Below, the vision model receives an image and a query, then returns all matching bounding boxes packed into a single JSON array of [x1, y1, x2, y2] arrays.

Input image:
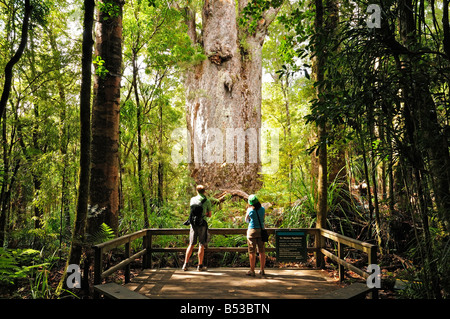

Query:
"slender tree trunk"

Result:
[[0, 0, 31, 124], [0, 111, 20, 247], [28, 33, 44, 234], [311, 0, 331, 229], [47, 26, 72, 238], [443, 0, 450, 60], [368, 103, 383, 252], [58, 0, 95, 296], [88, 0, 123, 236], [385, 105, 396, 213], [184, 0, 279, 193], [67, 0, 95, 267], [133, 53, 149, 227], [0, 110, 9, 246], [157, 101, 164, 206], [280, 76, 293, 203]]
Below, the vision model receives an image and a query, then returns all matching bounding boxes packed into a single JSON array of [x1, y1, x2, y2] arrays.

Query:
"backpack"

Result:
[[184, 196, 207, 226]]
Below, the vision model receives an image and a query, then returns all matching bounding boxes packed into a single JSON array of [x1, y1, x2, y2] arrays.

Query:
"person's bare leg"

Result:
[[183, 244, 194, 270], [198, 244, 205, 264], [259, 252, 266, 275], [249, 253, 256, 273], [197, 244, 207, 270]]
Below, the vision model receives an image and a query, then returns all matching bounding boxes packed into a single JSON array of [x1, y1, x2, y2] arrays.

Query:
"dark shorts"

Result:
[[189, 224, 208, 246]]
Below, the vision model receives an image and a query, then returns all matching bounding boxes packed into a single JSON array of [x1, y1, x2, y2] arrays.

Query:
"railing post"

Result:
[[338, 241, 345, 282], [125, 241, 131, 283], [368, 245, 379, 299], [94, 246, 103, 286], [143, 229, 152, 269]]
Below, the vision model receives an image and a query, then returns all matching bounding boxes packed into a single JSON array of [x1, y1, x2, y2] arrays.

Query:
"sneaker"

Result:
[[259, 270, 265, 276], [197, 264, 207, 271], [246, 270, 255, 277], [182, 263, 188, 271]]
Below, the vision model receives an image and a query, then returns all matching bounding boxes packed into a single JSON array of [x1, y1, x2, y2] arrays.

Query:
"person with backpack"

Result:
[[245, 194, 266, 277], [182, 184, 212, 271]]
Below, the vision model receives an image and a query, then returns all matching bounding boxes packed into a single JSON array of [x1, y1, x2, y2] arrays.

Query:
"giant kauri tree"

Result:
[[184, 0, 280, 193]]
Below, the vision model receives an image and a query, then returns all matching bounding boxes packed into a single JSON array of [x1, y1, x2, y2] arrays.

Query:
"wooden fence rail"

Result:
[[93, 227, 378, 298]]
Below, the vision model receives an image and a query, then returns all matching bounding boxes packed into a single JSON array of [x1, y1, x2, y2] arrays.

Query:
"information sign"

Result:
[[275, 230, 307, 262]]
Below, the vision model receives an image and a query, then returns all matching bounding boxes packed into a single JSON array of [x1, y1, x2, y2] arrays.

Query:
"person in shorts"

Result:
[[182, 185, 212, 271], [245, 194, 266, 277]]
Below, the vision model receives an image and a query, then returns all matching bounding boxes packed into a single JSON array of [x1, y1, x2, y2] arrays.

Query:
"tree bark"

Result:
[[132, 52, 149, 228], [0, 0, 31, 124], [311, 0, 327, 229], [184, 0, 279, 193], [88, 0, 123, 236], [157, 101, 164, 206], [279, 75, 293, 202], [58, 0, 95, 295], [67, 0, 95, 268], [0, 111, 20, 247], [443, 0, 450, 59]]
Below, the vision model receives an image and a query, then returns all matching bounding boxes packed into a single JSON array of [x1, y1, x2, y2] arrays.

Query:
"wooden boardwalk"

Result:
[[124, 268, 341, 299]]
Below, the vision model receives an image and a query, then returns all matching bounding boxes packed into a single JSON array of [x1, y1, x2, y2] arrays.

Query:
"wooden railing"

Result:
[[93, 227, 378, 296], [144, 228, 320, 261], [93, 229, 148, 285]]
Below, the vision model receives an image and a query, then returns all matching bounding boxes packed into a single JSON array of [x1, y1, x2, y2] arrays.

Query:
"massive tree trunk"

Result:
[[88, 0, 123, 235], [184, 0, 278, 193]]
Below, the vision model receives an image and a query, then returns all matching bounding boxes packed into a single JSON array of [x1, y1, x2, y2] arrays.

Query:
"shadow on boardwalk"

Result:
[[125, 268, 341, 299]]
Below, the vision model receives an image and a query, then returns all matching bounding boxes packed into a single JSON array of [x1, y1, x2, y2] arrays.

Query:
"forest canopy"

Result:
[[0, 0, 449, 299]]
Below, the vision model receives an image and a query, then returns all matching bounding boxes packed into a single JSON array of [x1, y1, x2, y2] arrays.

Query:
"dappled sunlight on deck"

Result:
[[125, 268, 340, 299]]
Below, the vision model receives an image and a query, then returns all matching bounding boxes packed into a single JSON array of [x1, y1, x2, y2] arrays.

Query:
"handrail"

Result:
[[93, 226, 378, 299], [93, 229, 148, 285], [320, 228, 375, 255], [319, 228, 378, 298], [145, 227, 320, 257]]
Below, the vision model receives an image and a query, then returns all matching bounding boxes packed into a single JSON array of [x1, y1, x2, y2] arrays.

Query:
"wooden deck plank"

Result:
[[94, 282, 150, 299], [318, 282, 373, 299], [125, 268, 342, 299]]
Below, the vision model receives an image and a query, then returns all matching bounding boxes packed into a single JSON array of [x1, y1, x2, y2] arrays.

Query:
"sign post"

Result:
[[276, 230, 307, 262]]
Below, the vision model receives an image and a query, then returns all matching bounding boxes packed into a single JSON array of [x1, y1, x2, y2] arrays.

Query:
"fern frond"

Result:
[[87, 223, 115, 245]]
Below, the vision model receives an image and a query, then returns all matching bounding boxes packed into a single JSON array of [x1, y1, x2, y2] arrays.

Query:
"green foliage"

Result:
[[98, 0, 120, 20], [0, 247, 54, 291], [0, 248, 27, 285], [93, 55, 109, 78], [238, 0, 283, 34], [30, 0, 51, 26], [87, 223, 115, 245]]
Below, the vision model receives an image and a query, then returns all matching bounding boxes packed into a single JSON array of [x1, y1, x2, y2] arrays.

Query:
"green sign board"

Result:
[[276, 231, 307, 262]]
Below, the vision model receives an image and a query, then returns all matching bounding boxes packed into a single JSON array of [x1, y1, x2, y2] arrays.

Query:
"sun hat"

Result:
[[248, 194, 258, 205]]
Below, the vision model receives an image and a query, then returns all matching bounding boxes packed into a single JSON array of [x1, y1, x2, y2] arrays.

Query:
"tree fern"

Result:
[[87, 223, 115, 245], [0, 248, 18, 285]]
